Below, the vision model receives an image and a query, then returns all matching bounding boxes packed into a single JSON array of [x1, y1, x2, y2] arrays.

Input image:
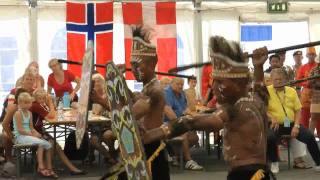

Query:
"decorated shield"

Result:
[[105, 62, 151, 180], [75, 40, 94, 149]]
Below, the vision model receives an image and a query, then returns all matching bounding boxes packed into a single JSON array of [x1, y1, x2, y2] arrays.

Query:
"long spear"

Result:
[[58, 59, 195, 79], [168, 41, 320, 73], [275, 74, 320, 88]]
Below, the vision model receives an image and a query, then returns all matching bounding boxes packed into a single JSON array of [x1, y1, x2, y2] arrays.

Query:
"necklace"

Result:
[[142, 77, 158, 93]]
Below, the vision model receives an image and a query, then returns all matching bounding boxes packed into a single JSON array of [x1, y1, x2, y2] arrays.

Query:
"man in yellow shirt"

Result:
[[267, 68, 320, 173]]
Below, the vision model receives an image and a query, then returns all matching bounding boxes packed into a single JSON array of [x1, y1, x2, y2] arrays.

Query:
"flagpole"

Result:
[[58, 59, 195, 79]]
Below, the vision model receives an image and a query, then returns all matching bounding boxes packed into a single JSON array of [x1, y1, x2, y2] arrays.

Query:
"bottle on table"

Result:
[[63, 92, 71, 108], [57, 99, 64, 121], [50, 93, 56, 107]]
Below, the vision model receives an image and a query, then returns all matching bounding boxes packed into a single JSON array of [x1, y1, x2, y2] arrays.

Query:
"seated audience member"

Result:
[[160, 77, 171, 89], [267, 68, 320, 173], [47, 59, 80, 101], [184, 76, 201, 114], [2, 72, 36, 162], [31, 89, 86, 175], [13, 92, 57, 178], [164, 77, 203, 170], [276, 52, 310, 169], [16, 61, 45, 89], [89, 73, 117, 165], [290, 139, 308, 169]]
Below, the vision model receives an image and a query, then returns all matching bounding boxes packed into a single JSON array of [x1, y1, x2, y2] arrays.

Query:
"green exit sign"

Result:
[[268, 1, 288, 13]]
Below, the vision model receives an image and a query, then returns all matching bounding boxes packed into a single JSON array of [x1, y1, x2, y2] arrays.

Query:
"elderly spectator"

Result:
[[47, 59, 80, 101], [88, 73, 117, 165], [164, 77, 203, 170], [267, 68, 320, 173], [160, 77, 171, 89]]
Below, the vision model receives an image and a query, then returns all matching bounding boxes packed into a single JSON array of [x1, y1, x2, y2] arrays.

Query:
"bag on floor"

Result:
[[64, 130, 89, 160], [0, 161, 16, 178]]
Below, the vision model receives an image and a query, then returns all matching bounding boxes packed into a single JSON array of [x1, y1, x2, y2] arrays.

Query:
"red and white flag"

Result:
[[66, 1, 113, 76], [122, 2, 177, 79]]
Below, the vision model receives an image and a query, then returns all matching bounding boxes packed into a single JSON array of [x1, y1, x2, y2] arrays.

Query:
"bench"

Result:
[[13, 143, 38, 179]]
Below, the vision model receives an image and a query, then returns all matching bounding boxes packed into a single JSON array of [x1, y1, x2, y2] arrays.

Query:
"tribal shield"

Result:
[[105, 62, 151, 180]]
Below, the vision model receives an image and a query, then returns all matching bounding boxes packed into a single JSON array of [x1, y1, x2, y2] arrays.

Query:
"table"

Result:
[[194, 106, 217, 155], [45, 109, 111, 158], [46, 109, 110, 125]]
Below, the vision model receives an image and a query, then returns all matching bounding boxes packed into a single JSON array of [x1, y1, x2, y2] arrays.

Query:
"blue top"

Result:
[[164, 86, 187, 122], [13, 110, 31, 137]]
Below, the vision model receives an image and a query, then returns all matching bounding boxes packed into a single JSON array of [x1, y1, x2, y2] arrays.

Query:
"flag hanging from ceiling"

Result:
[[66, 1, 113, 76], [122, 1, 177, 79]]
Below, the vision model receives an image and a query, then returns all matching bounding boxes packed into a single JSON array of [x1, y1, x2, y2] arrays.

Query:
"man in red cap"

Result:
[[296, 47, 320, 135], [292, 50, 303, 77], [292, 50, 303, 93]]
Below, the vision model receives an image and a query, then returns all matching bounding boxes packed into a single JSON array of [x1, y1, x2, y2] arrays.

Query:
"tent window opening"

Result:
[[51, 28, 67, 60], [0, 36, 18, 108], [240, 22, 309, 69]]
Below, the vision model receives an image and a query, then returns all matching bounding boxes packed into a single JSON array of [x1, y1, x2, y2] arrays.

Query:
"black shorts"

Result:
[[227, 164, 271, 180], [144, 141, 170, 180], [89, 124, 109, 137]]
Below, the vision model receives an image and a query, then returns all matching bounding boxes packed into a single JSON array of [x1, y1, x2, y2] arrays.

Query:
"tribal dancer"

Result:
[[129, 25, 170, 180], [165, 36, 272, 180]]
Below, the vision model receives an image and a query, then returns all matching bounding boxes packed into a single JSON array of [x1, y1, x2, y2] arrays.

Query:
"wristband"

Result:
[[215, 109, 225, 121], [160, 124, 171, 138], [294, 124, 300, 129]]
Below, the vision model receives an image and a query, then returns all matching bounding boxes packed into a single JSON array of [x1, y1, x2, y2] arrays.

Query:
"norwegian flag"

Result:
[[66, 1, 113, 76], [122, 2, 177, 79]]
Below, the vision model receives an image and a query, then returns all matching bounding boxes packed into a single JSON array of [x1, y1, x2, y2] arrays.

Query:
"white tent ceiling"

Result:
[[2, 0, 320, 22]]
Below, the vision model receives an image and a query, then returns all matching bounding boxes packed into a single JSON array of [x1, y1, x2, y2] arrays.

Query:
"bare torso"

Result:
[[140, 80, 165, 130], [223, 95, 268, 169]]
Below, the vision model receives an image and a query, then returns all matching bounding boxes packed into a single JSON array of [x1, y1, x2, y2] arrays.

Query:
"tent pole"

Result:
[[28, 0, 38, 62], [193, 0, 203, 98]]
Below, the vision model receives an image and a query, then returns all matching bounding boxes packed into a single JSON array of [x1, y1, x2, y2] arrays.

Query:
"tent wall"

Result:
[[1, 1, 320, 102], [309, 14, 320, 43], [202, 10, 240, 64], [0, 6, 29, 80]]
